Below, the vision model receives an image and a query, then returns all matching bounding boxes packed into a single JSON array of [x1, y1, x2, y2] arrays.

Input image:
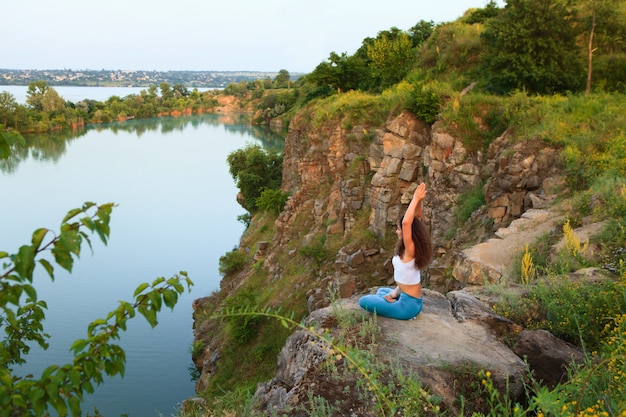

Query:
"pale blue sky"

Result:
[[3, 0, 500, 74]]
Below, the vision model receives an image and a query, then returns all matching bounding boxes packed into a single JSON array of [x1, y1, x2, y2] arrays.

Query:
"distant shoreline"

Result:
[[0, 68, 303, 89]]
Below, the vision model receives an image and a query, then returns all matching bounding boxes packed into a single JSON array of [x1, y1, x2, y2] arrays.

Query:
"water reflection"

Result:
[[1, 114, 285, 174]]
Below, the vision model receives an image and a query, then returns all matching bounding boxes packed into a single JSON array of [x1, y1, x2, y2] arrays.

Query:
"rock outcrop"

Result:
[[253, 289, 583, 416]]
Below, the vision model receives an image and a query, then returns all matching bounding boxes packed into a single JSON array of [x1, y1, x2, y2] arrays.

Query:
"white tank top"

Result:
[[392, 255, 421, 285]]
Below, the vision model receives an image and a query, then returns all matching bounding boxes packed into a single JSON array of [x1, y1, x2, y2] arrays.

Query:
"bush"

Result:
[[218, 248, 247, 276], [256, 188, 289, 215], [227, 144, 283, 213], [407, 86, 442, 124]]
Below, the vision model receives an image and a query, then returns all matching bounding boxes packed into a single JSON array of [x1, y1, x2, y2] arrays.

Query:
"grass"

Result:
[[311, 90, 396, 130]]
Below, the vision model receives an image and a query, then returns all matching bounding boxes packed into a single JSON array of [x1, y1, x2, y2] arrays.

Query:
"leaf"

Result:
[[68, 395, 81, 415], [70, 339, 88, 355], [80, 216, 96, 232], [148, 291, 162, 311], [10, 394, 27, 408], [87, 319, 107, 336], [38, 259, 55, 280], [14, 245, 36, 281], [69, 369, 81, 387], [51, 229, 82, 272], [51, 244, 73, 272], [151, 277, 165, 287], [30, 228, 49, 251], [23, 284, 37, 302], [62, 208, 83, 224], [0, 369, 12, 387], [162, 289, 178, 309], [141, 307, 158, 328], [30, 387, 45, 404], [42, 365, 59, 379], [133, 282, 149, 297]]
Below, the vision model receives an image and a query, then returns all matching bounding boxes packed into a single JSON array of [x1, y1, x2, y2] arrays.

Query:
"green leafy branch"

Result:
[[213, 307, 395, 417], [0, 203, 194, 417]]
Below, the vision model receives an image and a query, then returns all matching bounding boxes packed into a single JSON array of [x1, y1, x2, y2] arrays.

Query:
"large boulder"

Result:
[[254, 289, 535, 415]]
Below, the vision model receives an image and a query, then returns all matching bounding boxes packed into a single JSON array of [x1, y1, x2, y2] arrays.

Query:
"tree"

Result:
[[25, 81, 51, 112], [463, 1, 501, 24], [367, 31, 415, 89], [172, 83, 189, 98], [0, 92, 17, 127], [305, 51, 366, 93], [227, 144, 283, 213], [575, 0, 626, 93], [481, 0, 584, 94], [273, 69, 291, 89], [408, 20, 436, 47], [39, 88, 65, 114], [159, 82, 174, 101], [0, 202, 193, 416]]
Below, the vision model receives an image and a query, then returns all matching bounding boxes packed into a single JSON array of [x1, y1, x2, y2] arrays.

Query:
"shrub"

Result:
[[256, 188, 289, 215], [218, 248, 247, 276], [407, 86, 441, 124]]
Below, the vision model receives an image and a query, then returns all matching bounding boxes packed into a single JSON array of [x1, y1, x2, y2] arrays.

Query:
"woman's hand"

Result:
[[413, 182, 427, 202]]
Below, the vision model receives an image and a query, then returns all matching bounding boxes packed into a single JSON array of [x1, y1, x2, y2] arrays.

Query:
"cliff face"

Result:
[[273, 108, 563, 295], [192, 103, 568, 407]]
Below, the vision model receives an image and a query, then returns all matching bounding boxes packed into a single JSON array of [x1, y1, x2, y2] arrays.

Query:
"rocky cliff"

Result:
[[191, 103, 584, 414]]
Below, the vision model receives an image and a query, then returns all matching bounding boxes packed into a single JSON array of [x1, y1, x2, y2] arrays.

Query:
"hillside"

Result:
[[186, 2, 626, 415], [189, 92, 624, 416]]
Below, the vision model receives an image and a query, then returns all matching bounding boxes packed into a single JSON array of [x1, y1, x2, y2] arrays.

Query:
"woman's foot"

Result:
[[384, 295, 397, 303]]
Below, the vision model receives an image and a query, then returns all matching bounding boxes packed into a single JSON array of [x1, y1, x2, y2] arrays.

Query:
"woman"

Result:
[[359, 182, 433, 320]]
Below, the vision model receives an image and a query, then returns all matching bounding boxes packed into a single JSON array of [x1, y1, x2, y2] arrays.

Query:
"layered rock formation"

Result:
[[192, 105, 585, 413]]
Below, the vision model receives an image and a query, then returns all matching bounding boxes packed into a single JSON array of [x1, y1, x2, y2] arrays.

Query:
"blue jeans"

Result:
[[359, 287, 423, 320]]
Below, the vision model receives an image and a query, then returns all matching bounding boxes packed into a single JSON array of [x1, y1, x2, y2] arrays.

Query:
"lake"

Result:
[[0, 85, 214, 105], [0, 102, 283, 416]]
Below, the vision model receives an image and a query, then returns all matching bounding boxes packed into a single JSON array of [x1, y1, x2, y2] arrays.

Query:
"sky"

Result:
[[3, 0, 500, 74]]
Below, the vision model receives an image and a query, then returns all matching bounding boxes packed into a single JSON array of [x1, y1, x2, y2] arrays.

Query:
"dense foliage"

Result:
[[226, 144, 283, 214], [0, 201, 193, 416]]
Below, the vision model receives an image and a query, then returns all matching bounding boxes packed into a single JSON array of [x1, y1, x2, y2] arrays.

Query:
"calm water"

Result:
[[1, 109, 282, 416]]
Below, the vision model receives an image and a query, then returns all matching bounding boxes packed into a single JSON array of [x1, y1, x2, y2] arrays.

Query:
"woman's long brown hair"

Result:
[[395, 217, 433, 270]]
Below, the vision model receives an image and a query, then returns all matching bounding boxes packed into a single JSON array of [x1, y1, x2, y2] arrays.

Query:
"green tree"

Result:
[[463, 0, 500, 24], [306, 51, 370, 93], [39, 88, 66, 114], [227, 144, 283, 213], [172, 83, 189, 98], [0, 92, 17, 127], [575, 0, 626, 93], [159, 82, 174, 101], [0, 202, 193, 416], [273, 69, 291, 89], [408, 19, 436, 47], [367, 30, 415, 89], [481, 0, 584, 94], [25, 81, 51, 112], [256, 188, 289, 215]]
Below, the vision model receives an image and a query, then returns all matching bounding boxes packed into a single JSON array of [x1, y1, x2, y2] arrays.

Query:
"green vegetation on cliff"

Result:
[[191, 1, 626, 416]]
